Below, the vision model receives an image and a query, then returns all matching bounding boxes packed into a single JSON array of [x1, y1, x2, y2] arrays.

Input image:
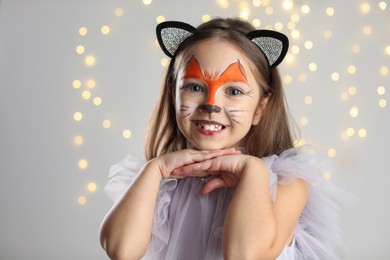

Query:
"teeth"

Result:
[[198, 123, 223, 132]]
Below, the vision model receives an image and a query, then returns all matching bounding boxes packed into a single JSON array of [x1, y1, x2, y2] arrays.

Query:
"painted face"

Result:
[[175, 39, 266, 150]]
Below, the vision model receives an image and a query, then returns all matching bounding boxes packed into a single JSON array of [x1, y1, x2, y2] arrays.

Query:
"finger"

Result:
[[202, 178, 228, 195]]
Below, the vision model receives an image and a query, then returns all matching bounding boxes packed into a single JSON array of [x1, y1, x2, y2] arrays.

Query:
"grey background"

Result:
[[1, 0, 389, 259]]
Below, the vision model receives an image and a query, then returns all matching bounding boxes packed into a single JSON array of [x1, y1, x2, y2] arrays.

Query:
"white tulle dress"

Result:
[[105, 146, 347, 259]]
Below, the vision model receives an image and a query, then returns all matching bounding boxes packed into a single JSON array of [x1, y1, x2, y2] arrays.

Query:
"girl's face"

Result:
[[175, 39, 267, 150]]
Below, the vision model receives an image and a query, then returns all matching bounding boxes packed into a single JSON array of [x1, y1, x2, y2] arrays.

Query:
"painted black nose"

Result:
[[199, 104, 222, 114]]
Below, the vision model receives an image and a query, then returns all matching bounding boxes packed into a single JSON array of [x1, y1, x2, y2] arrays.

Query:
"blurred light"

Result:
[[240, 3, 251, 20], [252, 19, 261, 28], [347, 65, 356, 74], [160, 58, 169, 67], [143, 0, 152, 5], [304, 96, 313, 105], [298, 73, 307, 82], [308, 62, 317, 72], [252, 0, 261, 7], [377, 86, 386, 95], [115, 8, 124, 17], [327, 148, 336, 158], [82, 90, 91, 100], [331, 72, 340, 81], [300, 116, 309, 126], [346, 127, 355, 137], [156, 16, 165, 24], [352, 44, 361, 53], [88, 182, 97, 192], [348, 86, 357, 95], [291, 45, 300, 54], [74, 135, 84, 145], [379, 98, 387, 108], [74, 112, 83, 121], [78, 196, 87, 205], [326, 7, 335, 16], [386, 46, 390, 55], [79, 27, 88, 36], [362, 25, 372, 35], [284, 75, 293, 84], [202, 14, 211, 22], [358, 128, 367, 138], [265, 6, 274, 15], [323, 30, 332, 39], [360, 3, 371, 13], [85, 55, 96, 66], [73, 80, 81, 89], [301, 5, 310, 14], [78, 159, 88, 169], [217, 0, 229, 8], [291, 14, 300, 23], [379, 2, 387, 10], [123, 129, 132, 139], [87, 79, 96, 89], [350, 106, 359, 118], [102, 119, 111, 128], [274, 22, 283, 31], [294, 139, 306, 146], [341, 131, 350, 141], [285, 53, 294, 63], [93, 97, 102, 106], [76, 45, 85, 55], [291, 29, 300, 39], [287, 22, 296, 30], [283, 0, 294, 10], [101, 25, 110, 35], [304, 41, 313, 49], [380, 66, 389, 75], [323, 172, 332, 180], [340, 92, 349, 101]]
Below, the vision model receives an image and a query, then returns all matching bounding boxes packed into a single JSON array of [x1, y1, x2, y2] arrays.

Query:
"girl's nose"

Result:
[[199, 104, 222, 114]]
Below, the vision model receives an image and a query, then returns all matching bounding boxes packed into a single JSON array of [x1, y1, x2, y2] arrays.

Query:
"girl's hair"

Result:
[[145, 18, 296, 160]]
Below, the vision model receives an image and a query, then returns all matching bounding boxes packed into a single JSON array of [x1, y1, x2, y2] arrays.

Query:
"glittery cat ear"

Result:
[[246, 30, 289, 67], [156, 21, 196, 58]]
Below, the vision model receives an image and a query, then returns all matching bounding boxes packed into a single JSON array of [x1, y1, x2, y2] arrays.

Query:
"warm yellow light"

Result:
[[101, 25, 110, 35], [377, 86, 386, 95], [87, 79, 96, 89], [102, 119, 111, 128], [323, 30, 332, 39], [240, 5, 251, 20], [362, 26, 372, 35], [285, 53, 294, 63], [326, 7, 335, 16], [349, 106, 359, 118], [252, 19, 261, 28], [290, 14, 300, 23], [304, 41, 313, 50], [87, 182, 97, 192], [341, 131, 350, 141], [85, 56, 96, 66], [115, 8, 124, 17], [74, 135, 84, 145], [160, 58, 169, 67], [352, 44, 361, 53], [379, 99, 387, 108], [300, 116, 309, 126], [82, 90, 91, 100], [143, 0, 152, 5], [156, 16, 165, 24], [74, 112, 83, 121], [123, 129, 132, 139], [386, 46, 390, 55], [284, 75, 293, 84], [294, 139, 306, 147], [78, 159, 88, 169], [340, 92, 349, 101], [304, 96, 313, 105], [346, 128, 355, 137], [301, 5, 310, 14], [217, 0, 229, 8], [265, 6, 274, 15], [360, 3, 371, 13], [78, 196, 87, 205], [287, 22, 296, 30], [73, 80, 81, 89], [308, 62, 317, 72], [252, 0, 261, 7], [282, 0, 294, 10], [93, 97, 102, 106], [323, 172, 332, 180], [202, 14, 211, 22], [327, 148, 336, 158], [379, 2, 387, 10], [274, 22, 283, 31], [358, 129, 367, 138], [291, 45, 300, 54], [331, 72, 340, 81], [291, 29, 300, 39], [347, 65, 356, 74], [380, 66, 389, 75], [298, 73, 307, 82], [76, 45, 85, 55], [348, 86, 357, 95], [79, 27, 88, 36]]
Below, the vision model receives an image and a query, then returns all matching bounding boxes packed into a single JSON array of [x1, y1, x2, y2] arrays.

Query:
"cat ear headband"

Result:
[[156, 21, 289, 68]]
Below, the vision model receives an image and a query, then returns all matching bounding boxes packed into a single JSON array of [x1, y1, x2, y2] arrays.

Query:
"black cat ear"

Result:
[[246, 30, 289, 67], [156, 21, 196, 58]]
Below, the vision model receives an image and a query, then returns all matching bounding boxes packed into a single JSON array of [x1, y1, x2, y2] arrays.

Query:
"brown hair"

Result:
[[145, 18, 297, 160]]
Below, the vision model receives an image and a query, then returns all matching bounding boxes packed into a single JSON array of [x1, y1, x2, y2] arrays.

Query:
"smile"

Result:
[[194, 121, 226, 135]]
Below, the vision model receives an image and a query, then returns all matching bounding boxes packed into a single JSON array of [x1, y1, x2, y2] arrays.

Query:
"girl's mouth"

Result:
[[194, 121, 227, 135]]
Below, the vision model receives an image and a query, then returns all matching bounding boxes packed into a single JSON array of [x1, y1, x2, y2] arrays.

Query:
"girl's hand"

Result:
[[154, 148, 241, 179], [171, 154, 263, 194]]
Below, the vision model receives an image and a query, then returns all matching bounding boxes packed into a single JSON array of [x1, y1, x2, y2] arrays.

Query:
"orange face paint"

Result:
[[182, 56, 248, 105]]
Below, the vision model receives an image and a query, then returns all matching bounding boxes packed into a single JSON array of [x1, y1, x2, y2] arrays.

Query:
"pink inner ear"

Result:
[[183, 57, 248, 105]]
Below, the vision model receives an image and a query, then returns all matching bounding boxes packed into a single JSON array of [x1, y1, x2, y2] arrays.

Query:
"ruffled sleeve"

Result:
[[262, 146, 350, 260]]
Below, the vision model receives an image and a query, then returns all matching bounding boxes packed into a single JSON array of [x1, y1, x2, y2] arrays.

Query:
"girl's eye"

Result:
[[185, 84, 204, 92], [226, 87, 244, 96]]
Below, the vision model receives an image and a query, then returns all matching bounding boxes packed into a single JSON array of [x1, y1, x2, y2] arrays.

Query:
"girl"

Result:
[[100, 18, 345, 259]]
